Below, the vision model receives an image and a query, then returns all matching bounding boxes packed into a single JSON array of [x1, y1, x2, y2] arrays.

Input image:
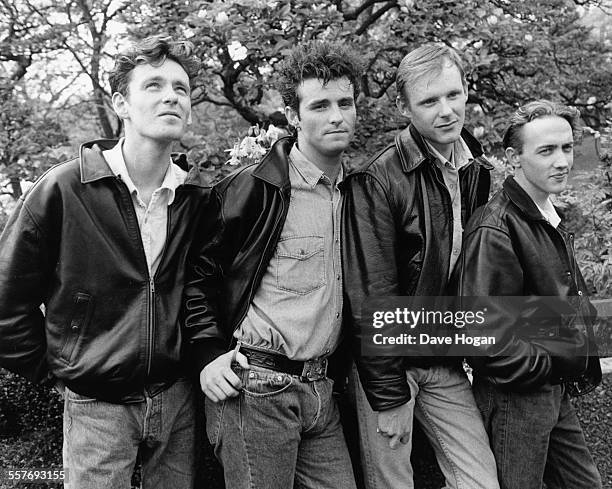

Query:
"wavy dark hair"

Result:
[[109, 35, 200, 96], [276, 40, 363, 116], [503, 100, 581, 152]]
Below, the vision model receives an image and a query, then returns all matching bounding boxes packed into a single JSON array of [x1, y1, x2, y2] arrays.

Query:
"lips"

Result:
[[435, 120, 458, 129], [159, 112, 181, 119]]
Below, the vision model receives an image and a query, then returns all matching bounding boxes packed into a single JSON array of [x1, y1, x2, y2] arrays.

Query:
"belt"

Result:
[[239, 346, 328, 382]]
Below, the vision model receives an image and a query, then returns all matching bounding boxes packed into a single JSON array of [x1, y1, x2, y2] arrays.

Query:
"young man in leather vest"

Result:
[[342, 43, 500, 489], [0, 36, 208, 488], [182, 41, 360, 489], [454, 100, 602, 489]]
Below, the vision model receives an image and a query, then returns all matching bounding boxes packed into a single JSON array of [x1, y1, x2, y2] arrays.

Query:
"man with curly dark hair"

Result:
[[182, 41, 361, 489], [0, 35, 208, 488]]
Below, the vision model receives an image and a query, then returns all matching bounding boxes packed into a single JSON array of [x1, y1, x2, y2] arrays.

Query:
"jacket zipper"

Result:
[[146, 192, 175, 377], [147, 277, 155, 376], [116, 176, 175, 380]]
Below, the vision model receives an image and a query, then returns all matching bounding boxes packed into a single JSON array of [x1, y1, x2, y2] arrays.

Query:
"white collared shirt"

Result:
[[103, 139, 187, 275], [535, 200, 561, 228]]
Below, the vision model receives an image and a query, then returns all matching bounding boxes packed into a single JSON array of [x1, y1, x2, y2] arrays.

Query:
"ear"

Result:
[[112, 92, 129, 120], [396, 95, 410, 118], [505, 147, 521, 168], [284, 105, 300, 129]]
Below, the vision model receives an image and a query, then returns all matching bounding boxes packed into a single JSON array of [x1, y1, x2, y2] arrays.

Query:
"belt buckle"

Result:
[[300, 358, 328, 382]]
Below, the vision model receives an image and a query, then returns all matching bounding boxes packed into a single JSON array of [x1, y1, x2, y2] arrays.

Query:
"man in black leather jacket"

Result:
[[0, 36, 209, 488], [454, 100, 602, 489], [183, 42, 359, 489], [343, 43, 499, 489]]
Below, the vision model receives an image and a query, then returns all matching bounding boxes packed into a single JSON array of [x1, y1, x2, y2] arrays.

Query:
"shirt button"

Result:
[[337, 274, 341, 280], [453, 249, 460, 255], [578, 291, 583, 296], [336, 312, 340, 318]]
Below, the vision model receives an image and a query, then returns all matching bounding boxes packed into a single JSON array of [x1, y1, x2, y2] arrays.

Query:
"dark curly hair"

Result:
[[503, 100, 582, 152], [109, 35, 200, 96], [276, 40, 363, 115]]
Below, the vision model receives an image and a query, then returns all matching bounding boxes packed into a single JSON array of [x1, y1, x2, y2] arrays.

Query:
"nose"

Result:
[[553, 149, 572, 169], [439, 98, 453, 117], [329, 104, 343, 124], [162, 85, 179, 104]]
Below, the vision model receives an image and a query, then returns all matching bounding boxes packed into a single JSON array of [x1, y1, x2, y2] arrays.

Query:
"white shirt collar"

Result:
[[102, 138, 185, 205]]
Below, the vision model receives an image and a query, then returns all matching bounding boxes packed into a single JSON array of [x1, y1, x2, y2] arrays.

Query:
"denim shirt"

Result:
[[426, 138, 473, 276], [234, 145, 344, 361]]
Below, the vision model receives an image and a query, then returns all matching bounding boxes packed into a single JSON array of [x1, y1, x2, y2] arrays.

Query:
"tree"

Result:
[[123, 0, 612, 152], [0, 0, 132, 139]]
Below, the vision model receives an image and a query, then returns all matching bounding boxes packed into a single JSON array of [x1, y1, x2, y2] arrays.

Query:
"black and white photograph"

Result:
[[0, 1, 611, 488]]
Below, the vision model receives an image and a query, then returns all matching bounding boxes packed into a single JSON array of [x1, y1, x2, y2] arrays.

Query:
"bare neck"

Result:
[[121, 137, 173, 191]]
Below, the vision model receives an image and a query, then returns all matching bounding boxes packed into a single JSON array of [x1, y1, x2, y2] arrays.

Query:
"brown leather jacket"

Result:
[[342, 125, 492, 411]]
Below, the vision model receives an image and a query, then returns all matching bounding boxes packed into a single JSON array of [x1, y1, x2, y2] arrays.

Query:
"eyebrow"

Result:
[[535, 142, 574, 150], [305, 98, 330, 106], [142, 75, 190, 88]]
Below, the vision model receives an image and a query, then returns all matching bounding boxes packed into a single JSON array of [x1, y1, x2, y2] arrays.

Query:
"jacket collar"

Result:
[[503, 176, 550, 222], [395, 124, 485, 174], [251, 136, 295, 190], [78, 138, 210, 187]]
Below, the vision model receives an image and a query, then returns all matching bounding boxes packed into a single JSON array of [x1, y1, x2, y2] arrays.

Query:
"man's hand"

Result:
[[200, 350, 249, 402], [377, 402, 412, 449]]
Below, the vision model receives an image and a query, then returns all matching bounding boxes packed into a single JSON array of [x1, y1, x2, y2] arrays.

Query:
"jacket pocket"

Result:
[[275, 236, 325, 295], [59, 292, 93, 364]]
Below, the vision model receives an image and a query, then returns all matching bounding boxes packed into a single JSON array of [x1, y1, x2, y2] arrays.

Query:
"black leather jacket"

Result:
[[183, 138, 294, 372], [183, 137, 355, 385], [342, 125, 492, 411], [453, 176, 601, 395], [0, 139, 212, 403]]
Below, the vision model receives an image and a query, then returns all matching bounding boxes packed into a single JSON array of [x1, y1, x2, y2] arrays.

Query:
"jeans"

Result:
[[62, 378, 195, 489], [205, 365, 356, 489], [350, 364, 500, 489], [473, 377, 602, 489]]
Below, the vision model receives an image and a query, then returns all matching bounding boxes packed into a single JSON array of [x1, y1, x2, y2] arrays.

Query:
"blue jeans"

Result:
[[205, 365, 356, 489], [62, 378, 195, 489], [350, 364, 500, 489], [473, 377, 602, 489]]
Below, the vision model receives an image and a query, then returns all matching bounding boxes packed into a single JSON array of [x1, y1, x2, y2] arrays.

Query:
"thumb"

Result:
[[235, 351, 250, 369]]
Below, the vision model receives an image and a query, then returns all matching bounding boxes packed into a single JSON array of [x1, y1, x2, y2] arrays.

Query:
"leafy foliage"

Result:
[[120, 0, 612, 154]]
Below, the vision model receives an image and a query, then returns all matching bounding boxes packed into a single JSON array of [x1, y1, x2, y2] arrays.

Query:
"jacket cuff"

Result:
[[189, 339, 227, 376], [363, 376, 411, 412]]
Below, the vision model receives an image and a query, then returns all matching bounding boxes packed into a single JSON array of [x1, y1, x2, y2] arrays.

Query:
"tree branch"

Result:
[[355, 1, 398, 36], [343, 0, 391, 20]]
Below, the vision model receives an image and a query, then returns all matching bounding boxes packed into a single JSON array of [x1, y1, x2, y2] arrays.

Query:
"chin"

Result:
[[323, 144, 349, 155]]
